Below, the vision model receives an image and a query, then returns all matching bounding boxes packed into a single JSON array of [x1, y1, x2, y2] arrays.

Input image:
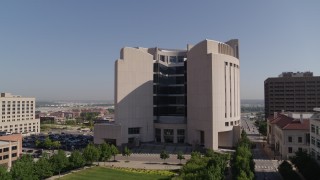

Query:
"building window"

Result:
[[160, 55, 165, 62], [317, 139, 320, 148], [177, 56, 184, 63], [288, 147, 292, 153], [12, 146, 17, 150], [298, 147, 302, 152], [3, 147, 9, 152], [298, 137, 302, 143], [128, 127, 140, 134], [177, 129, 185, 143], [155, 128, 161, 142], [317, 126, 319, 135], [164, 129, 173, 136], [312, 136, 315, 145], [225, 122, 229, 126], [177, 129, 185, 136], [12, 153, 17, 157], [177, 136, 185, 143], [128, 138, 134, 144], [169, 56, 177, 63], [311, 124, 315, 133], [0, 149, 2, 153], [164, 129, 174, 143], [288, 136, 292, 143], [0, 156, 2, 160], [3, 155, 9, 159]]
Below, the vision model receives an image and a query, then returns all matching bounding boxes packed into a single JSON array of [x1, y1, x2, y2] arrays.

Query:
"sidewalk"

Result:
[[95, 160, 182, 170]]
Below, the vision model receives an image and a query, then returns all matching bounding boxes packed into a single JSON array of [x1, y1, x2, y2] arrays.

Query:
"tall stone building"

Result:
[[95, 39, 241, 150]]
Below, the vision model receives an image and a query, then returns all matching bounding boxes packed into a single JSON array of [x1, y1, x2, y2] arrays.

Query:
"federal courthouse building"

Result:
[[95, 39, 241, 150]]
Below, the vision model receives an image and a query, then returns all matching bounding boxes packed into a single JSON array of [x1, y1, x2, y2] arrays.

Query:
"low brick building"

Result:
[[0, 134, 22, 168]]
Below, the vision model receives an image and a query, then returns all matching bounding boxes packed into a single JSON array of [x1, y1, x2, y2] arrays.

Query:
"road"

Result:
[[241, 117, 282, 180]]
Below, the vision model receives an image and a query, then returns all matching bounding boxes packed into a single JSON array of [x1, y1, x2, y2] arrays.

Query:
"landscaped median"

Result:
[[60, 166, 174, 180]]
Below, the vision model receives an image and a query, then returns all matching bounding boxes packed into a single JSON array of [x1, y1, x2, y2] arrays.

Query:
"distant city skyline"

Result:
[[1, 1, 320, 101]]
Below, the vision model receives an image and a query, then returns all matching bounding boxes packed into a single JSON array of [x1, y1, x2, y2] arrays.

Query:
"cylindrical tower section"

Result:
[[187, 39, 240, 150]]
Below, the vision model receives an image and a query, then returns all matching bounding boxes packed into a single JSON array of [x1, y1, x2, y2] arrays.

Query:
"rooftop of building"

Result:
[[0, 134, 23, 142], [0, 92, 34, 98], [278, 71, 313, 77], [0, 141, 10, 146], [268, 112, 310, 130], [311, 108, 320, 121]]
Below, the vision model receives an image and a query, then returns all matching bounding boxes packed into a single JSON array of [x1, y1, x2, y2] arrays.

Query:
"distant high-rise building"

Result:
[[95, 39, 241, 150], [0, 93, 40, 134], [264, 72, 320, 118]]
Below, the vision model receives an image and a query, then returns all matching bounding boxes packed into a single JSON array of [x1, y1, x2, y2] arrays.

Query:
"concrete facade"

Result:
[[264, 72, 320, 118], [94, 39, 241, 150], [310, 108, 320, 164], [187, 39, 240, 150], [0, 93, 40, 134]]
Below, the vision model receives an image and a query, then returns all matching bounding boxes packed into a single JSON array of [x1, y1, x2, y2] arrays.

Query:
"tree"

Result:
[[34, 155, 53, 179], [122, 146, 132, 162], [110, 144, 119, 162], [177, 151, 185, 164], [290, 150, 320, 180], [65, 120, 76, 125], [83, 144, 100, 165], [43, 137, 53, 150], [255, 120, 267, 136], [11, 155, 38, 180], [69, 150, 86, 169], [99, 143, 111, 165], [160, 150, 170, 164], [0, 165, 11, 180], [35, 139, 41, 148], [231, 130, 255, 180], [50, 150, 69, 178], [52, 141, 61, 150], [180, 150, 229, 180], [278, 161, 300, 180]]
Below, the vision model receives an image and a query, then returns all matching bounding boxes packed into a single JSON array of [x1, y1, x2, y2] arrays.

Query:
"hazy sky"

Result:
[[1, 1, 320, 101]]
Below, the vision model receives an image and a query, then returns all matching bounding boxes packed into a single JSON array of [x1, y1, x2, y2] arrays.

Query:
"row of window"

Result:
[[2, 114, 34, 118], [158, 55, 185, 63], [1, 118, 35, 122], [225, 120, 240, 127], [0, 146, 17, 153], [287, 147, 304, 153], [311, 124, 320, 135], [155, 128, 185, 143], [311, 148, 320, 161], [1, 111, 34, 115], [1, 100, 34, 104], [287, 136, 303, 143], [311, 136, 320, 148], [0, 122, 38, 129], [0, 153, 17, 161]]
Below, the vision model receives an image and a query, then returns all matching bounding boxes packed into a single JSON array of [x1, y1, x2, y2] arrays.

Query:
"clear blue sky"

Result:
[[1, 1, 319, 101]]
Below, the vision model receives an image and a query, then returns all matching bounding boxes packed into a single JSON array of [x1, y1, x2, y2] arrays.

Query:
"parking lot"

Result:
[[23, 132, 93, 152]]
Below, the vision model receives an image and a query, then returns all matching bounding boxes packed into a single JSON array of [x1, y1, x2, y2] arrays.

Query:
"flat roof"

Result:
[[0, 141, 10, 146]]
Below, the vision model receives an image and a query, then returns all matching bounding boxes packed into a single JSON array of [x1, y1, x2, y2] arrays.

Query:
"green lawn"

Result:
[[61, 167, 171, 180]]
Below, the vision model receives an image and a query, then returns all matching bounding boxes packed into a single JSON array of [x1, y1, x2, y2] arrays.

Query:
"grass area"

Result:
[[61, 167, 172, 180]]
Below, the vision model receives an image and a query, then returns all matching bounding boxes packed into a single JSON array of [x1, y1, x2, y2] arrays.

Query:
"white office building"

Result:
[[0, 93, 40, 134]]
